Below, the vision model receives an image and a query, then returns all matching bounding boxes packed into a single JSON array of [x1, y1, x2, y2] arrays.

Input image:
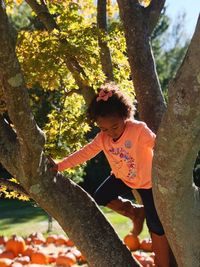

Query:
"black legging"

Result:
[[93, 174, 164, 235]]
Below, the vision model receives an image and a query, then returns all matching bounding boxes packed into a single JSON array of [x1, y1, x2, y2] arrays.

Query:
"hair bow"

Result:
[[96, 89, 113, 102]]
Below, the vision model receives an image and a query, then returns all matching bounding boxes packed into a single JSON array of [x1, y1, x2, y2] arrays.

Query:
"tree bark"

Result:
[[97, 0, 114, 81], [153, 16, 200, 267], [117, 0, 166, 133]]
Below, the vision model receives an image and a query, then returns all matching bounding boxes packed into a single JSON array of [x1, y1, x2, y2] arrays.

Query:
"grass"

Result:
[[0, 199, 49, 236], [0, 199, 150, 240]]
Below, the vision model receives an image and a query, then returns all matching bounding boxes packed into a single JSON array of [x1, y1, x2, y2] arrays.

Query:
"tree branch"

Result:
[[146, 0, 166, 35], [0, 2, 45, 177], [25, 0, 59, 31], [117, 0, 166, 132], [97, 0, 114, 81]]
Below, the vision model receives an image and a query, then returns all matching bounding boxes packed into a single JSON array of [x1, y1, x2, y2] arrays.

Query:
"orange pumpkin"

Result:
[[22, 246, 37, 257], [132, 251, 147, 261], [46, 234, 58, 244], [28, 232, 45, 245], [70, 248, 82, 260], [140, 238, 152, 252], [24, 238, 31, 246], [71, 248, 86, 263], [0, 258, 13, 267], [0, 236, 8, 246], [15, 256, 30, 265], [5, 236, 26, 257], [48, 253, 57, 263], [56, 252, 76, 266], [141, 256, 154, 266], [66, 239, 74, 247], [123, 234, 140, 251], [31, 251, 49, 265], [0, 251, 15, 260], [55, 235, 68, 246]]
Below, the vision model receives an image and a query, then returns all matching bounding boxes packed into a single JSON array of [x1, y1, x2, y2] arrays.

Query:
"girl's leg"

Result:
[[107, 198, 145, 236], [93, 175, 145, 235], [93, 174, 130, 206], [137, 189, 170, 267]]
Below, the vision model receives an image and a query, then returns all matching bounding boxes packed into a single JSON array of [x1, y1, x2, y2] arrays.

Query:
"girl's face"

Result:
[[96, 116, 126, 141]]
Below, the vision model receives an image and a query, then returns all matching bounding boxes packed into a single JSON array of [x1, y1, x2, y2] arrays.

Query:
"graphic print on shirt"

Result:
[[109, 147, 136, 180], [124, 140, 132, 149]]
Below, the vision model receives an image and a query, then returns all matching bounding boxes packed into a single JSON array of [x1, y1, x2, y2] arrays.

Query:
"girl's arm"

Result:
[[57, 133, 103, 171], [138, 123, 156, 148]]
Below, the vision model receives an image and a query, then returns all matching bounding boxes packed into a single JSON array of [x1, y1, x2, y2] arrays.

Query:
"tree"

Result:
[[0, 0, 200, 266], [117, 1, 200, 266]]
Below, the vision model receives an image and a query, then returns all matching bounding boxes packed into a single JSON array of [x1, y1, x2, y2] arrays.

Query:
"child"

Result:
[[51, 83, 170, 266]]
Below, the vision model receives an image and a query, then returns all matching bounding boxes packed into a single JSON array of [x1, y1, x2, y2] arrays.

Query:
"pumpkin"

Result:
[[137, 255, 154, 266], [66, 239, 74, 247], [22, 246, 37, 257], [55, 235, 68, 246], [48, 253, 57, 263], [28, 232, 45, 245], [123, 234, 140, 251], [140, 238, 152, 252], [56, 252, 76, 266], [0, 258, 13, 267], [71, 248, 86, 263], [46, 234, 58, 244], [15, 256, 30, 265], [5, 236, 26, 257], [31, 251, 49, 264], [133, 251, 146, 261], [0, 251, 15, 260], [0, 236, 8, 246], [141, 256, 154, 266], [70, 248, 82, 260], [24, 238, 31, 246], [133, 251, 155, 266]]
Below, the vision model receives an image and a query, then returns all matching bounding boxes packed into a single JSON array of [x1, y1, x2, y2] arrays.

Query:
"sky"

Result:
[[166, 0, 200, 38]]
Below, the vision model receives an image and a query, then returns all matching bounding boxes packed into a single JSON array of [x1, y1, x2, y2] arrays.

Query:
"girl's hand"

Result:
[[47, 156, 58, 172]]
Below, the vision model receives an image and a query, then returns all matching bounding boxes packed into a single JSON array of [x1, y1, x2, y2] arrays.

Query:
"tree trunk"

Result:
[[97, 0, 114, 81], [153, 16, 200, 267], [117, 0, 166, 133]]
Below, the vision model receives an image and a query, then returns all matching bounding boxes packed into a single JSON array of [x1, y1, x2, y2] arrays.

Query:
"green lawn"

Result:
[[0, 199, 149, 240]]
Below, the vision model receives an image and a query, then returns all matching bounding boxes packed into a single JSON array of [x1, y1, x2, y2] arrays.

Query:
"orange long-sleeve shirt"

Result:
[[57, 119, 156, 189]]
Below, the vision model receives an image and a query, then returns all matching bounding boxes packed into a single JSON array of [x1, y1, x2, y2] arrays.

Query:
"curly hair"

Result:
[[87, 83, 135, 122]]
